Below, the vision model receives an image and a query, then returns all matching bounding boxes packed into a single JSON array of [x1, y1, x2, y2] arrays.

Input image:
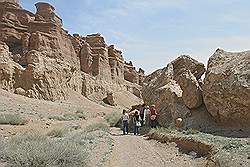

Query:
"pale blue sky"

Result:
[[20, 0, 250, 74]]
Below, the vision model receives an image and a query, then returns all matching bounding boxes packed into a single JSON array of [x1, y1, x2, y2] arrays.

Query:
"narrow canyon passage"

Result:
[[105, 128, 206, 167]]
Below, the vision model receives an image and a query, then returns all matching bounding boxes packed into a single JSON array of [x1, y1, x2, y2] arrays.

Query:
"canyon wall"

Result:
[[0, 1, 144, 101]]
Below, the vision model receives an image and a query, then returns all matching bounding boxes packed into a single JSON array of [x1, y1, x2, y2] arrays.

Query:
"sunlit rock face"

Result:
[[142, 55, 214, 129], [203, 49, 250, 128], [0, 1, 144, 101]]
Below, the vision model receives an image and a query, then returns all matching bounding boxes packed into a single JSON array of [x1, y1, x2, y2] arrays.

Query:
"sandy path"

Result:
[[105, 128, 206, 167]]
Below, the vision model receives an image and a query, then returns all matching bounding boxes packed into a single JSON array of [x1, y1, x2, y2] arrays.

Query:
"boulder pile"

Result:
[[143, 55, 213, 129], [143, 50, 250, 129]]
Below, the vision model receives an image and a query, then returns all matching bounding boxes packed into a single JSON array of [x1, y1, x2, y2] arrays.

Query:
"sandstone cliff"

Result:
[[0, 1, 145, 101]]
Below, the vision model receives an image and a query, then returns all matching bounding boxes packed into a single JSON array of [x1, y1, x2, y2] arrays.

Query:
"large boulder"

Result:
[[142, 55, 212, 129], [172, 55, 205, 79], [203, 49, 250, 127], [177, 70, 203, 109]]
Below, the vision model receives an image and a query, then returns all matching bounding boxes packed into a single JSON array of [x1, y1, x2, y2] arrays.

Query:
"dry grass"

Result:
[[48, 111, 86, 121], [148, 127, 250, 167], [84, 122, 109, 133], [47, 128, 67, 138], [0, 120, 113, 167], [0, 134, 88, 167], [0, 114, 27, 125], [105, 112, 121, 127]]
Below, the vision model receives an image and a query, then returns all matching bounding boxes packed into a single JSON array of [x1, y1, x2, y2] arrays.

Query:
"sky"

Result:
[[20, 0, 250, 74]]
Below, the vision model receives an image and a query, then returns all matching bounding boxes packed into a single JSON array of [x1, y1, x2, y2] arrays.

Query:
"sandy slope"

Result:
[[105, 128, 206, 167]]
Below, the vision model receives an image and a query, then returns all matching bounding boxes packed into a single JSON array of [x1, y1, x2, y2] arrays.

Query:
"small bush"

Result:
[[0, 114, 27, 125], [183, 128, 200, 135], [222, 141, 244, 150], [0, 134, 88, 167], [105, 112, 121, 127], [76, 110, 87, 119], [68, 124, 81, 131], [47, 128, 67, 138], [48, 112, 86, 121], [84, 123, 109, 133], [149, 127, 175, 135]]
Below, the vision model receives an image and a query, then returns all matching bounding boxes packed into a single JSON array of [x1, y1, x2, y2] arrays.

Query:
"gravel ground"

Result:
[[105, 128, 206, 167]]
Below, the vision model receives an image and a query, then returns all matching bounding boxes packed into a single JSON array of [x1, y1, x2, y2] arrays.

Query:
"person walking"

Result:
[[150, 105, 157, 128], [144, 105, 150, 127], [122, 109, 129, 135], [133, 110, 141, 135], [139, 104, 146, 126]]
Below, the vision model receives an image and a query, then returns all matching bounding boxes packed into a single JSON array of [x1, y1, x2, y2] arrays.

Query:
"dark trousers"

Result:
[[123, 120, 128, 134], [134, 125, 139, 135], [140, 114, 144, 126], [151, 120, 157, 128]]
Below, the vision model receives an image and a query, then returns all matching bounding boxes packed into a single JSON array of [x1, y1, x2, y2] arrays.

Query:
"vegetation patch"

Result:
[[183, 128, 200, 135], [147, 127, 250, 167], [0, 114, 27, 125], [0, 134, 88, 167], [46, 127, 67, 138], [48, 111, 86, 121], [84, 122, 109, 133], [105, 112, 121, 127]]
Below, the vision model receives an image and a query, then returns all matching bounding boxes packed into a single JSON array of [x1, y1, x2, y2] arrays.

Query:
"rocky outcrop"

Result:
[[143, 55, 214, 129], [124, 61, 145, 86], [0, 1, 144, 101], [172, 55, 205, 80], [0, 1, 82, 101], [177, 70, 203, 109], [108, 45, 125, 81], [103, 92, 116, 106], [70, 33, 145, 84], [203, 49, 250, 127], [0, 42, 23, 91]]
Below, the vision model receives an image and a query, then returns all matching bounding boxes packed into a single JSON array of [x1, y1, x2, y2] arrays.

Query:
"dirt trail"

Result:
[[105, 128, 206, 167]]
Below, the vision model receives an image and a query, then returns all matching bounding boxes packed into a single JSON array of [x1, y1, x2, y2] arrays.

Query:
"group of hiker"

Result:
[[122, 104, 158, 135]]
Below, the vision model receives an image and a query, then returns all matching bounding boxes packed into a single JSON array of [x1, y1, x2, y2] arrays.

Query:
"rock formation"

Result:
[[124, 61, 145, 86], [0, 1, 145, 101], [143, 55, 214, 129], [203, 49, 250, 128], [177, 70, 203, 109]]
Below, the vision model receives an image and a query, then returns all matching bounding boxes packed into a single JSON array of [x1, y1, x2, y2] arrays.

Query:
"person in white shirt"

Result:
[[122, 109, 129, 135]]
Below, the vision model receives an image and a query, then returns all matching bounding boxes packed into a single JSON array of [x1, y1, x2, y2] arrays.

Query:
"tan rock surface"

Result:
[[203, 49, 250, 127], [172, 55, 206, 79], [177, 70, 203, 109], [142, 55, 212, 129], [0, 1, 144, 101]]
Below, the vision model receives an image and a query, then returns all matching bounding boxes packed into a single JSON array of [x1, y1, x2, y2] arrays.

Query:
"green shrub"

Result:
[[48, 112, 86, 121], [75, 110, 87, 119], [67, 124, 81, 131], [149, 127, 175, 135], [183, 128, 200, 135], [222, 141, 244, 150], [84, 123, 109, 133], [0, 114, 27, 125], [0, 134, 88, 167], [47, 128, 67, 138], [105, 112, 121, 127]]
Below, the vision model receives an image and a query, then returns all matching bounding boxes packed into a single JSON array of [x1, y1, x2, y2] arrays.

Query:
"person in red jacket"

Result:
[[149, 105, 157, 128]]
